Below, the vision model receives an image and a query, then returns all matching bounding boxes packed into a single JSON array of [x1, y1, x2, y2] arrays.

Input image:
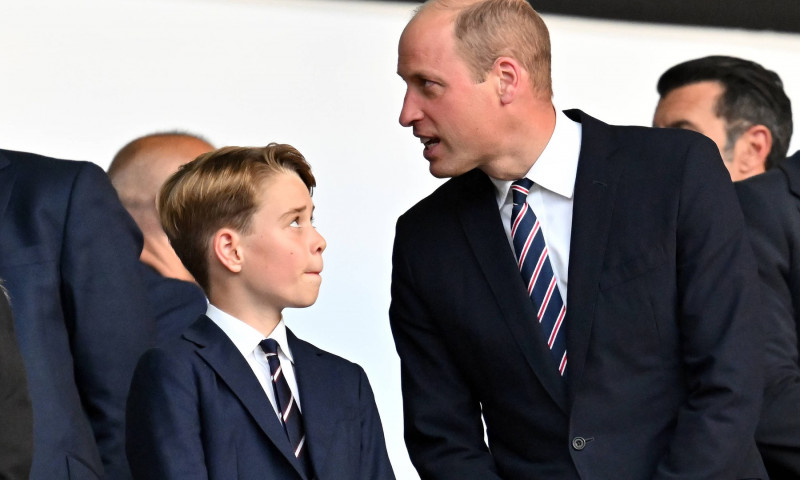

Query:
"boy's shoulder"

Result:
[[288, 330, 366, 378]]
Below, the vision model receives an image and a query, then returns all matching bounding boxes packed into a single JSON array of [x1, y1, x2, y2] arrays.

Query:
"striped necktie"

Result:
[[260, 338, 314, 478], [510, 178, 567, 376]]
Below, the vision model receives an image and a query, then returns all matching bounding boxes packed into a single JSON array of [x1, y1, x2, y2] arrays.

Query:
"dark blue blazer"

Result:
[[126, 315, 395, 480], [139, 263, 207, 346], [735, 151, 800, 477], [0, 149, 153, 479], [390, 111, 767, 479]]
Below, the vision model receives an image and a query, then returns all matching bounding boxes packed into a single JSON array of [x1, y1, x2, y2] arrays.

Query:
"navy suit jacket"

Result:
[[0, 149, 153, 479], [139, 263, 207, 346], [126, 315, 395, 480], [735, 151, 800, 477], [390, 111, 766, 479]]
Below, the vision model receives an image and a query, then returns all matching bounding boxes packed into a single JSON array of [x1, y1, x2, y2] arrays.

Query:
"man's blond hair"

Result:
[[421, 0, 552, 97]]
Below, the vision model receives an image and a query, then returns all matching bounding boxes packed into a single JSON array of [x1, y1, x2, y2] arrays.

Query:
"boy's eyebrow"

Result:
[[279, 205, 313, 219]]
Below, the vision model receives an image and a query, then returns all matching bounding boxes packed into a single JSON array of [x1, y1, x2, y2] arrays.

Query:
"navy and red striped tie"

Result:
[[510, 178, 567, 376], [260, 339, 314, 478]]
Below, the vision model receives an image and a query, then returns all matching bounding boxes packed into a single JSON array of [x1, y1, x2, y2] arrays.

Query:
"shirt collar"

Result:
[[490, 107, 582, 206], [205, 304, 294, 363]]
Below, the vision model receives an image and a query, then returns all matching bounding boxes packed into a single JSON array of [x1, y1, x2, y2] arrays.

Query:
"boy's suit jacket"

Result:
[[0, 149, 153, 479], [390, 111, 766, 479], [126, 315, 395, 480], [735, 151, 800, 477]]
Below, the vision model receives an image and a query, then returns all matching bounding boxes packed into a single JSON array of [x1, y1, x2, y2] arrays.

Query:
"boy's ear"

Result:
[[213, 228, 244, 273]]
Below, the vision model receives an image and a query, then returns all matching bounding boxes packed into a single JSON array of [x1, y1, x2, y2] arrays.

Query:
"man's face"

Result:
[[397, 10, 499, 178], [653, 81, 740, 172]]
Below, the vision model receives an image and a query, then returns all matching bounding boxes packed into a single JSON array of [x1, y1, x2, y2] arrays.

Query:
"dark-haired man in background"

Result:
[[654, 55, 791, 181], [654, 55, 800, 477]]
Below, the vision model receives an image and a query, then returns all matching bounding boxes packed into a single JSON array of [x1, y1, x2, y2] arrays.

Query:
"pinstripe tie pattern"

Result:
[[260, 339, 313, 478], [510, 178, 567, 376]]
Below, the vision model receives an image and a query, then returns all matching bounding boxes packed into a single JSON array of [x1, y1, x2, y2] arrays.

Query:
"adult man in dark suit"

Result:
[[0, 148, 153, 479], [0, 284, 33, 480], [653, 56, 792, 181], [389, 1, 766, 478], [651, 55, 799, 477], [108, 132, 210, 344], [736, 150, 800, 477]]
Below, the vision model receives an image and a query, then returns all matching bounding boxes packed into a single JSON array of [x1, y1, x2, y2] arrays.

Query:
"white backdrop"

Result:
[[2, 0, 800, 478]]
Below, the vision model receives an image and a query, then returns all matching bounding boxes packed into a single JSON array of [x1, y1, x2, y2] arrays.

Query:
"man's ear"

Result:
[[735, 124, 773, 175], [213, 228, 243, 273], [494, 57, 522, 105]]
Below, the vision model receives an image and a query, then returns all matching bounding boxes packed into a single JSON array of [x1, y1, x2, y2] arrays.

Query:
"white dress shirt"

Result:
[[205, 304, 302, 418], [489, 108, 582, 303]]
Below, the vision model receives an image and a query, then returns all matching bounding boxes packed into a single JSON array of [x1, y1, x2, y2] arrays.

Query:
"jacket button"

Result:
[[572, 437, 587, 450]]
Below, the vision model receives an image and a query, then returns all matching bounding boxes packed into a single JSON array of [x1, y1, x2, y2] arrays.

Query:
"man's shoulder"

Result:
[[399, 169, 489, 222]]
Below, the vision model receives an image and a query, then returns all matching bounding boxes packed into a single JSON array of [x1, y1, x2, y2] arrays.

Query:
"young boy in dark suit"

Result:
[[126, 144, 395, 480]]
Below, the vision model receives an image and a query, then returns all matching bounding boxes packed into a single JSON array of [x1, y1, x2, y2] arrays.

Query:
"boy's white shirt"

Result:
[[205, 303, 302, 417]]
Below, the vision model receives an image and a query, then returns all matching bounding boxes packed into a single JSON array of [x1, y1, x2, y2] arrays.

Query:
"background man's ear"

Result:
[[734, 124, 773, 176]]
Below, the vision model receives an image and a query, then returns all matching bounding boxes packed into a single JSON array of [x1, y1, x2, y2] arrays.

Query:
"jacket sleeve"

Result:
[[655, 137, 765, 479], [390, 223, 503, 480], [126, 348, 208, 480], [61, 162, 154, 479], [356, 366, 396, 480]]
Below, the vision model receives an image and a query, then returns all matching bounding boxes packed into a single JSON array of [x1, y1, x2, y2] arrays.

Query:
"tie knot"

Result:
[[259, 338, 280, 356], [511, 178, 534, 204]]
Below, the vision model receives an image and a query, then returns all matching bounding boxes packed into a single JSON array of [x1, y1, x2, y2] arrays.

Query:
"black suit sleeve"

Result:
[[0, 289, 33, 480], [655, 137, 765, 478], [736, 172, 800, 477], [390, 227, 503, 480]]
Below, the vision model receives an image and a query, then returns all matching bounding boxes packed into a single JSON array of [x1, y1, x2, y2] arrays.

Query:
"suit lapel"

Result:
[[288, 330, 339, 477], [457, 170, 568, 412], [563, 110, 623, 401], [184, 317, 309, 479]]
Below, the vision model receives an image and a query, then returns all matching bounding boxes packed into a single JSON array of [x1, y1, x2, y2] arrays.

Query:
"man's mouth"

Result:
[[420, 136, 440, 150]]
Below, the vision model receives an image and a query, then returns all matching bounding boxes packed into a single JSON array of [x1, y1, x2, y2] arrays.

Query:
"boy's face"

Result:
[[238, 171, 326, 313]]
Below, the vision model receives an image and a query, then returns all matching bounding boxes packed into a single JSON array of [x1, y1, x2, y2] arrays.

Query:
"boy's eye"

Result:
[[290, 219, 300, 228]]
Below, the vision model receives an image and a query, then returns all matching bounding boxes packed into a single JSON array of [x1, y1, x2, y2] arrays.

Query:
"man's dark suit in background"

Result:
[[0, 148, 153, 479], [0, 286, 33, 480], [139, 263, 207, 345], [736, 150, 800, 477]]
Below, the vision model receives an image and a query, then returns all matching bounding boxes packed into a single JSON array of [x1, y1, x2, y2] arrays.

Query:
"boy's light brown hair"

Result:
[[158, 143, 315, 294]]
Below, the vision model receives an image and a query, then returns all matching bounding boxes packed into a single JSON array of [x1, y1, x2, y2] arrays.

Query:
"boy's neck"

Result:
[[209, 291, 282, 338]]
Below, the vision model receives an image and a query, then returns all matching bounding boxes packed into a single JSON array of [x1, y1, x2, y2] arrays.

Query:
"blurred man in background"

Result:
[[109, 132, 210, 344]]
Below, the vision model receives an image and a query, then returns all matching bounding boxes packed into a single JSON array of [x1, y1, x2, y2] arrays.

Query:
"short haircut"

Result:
[[657, 55, 793, 169], [423, 0, 552, 97], [158, 143, 315, 294]]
